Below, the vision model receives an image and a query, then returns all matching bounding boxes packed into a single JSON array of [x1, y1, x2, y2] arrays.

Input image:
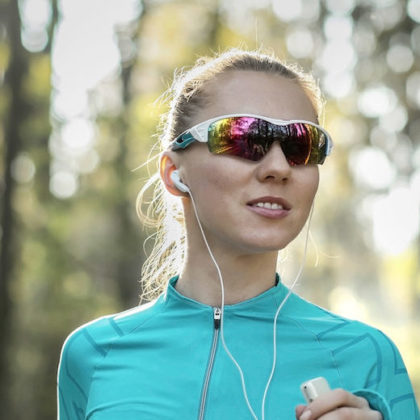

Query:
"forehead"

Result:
[[195, 70, 317, 124]]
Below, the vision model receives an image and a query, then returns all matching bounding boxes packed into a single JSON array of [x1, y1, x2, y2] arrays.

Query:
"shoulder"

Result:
[[284, 292, 401, 359], [283, 293, 419, 417], [59, 296, 164, 378], [57, 297, 166, 417], [284, 292, 415, 386]]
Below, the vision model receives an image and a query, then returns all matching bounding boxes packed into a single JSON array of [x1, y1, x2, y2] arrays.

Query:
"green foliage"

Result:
[[1, 0, 419, 418]]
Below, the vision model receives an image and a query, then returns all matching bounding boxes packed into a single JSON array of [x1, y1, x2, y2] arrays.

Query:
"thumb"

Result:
[[295, 404, 306, 419]]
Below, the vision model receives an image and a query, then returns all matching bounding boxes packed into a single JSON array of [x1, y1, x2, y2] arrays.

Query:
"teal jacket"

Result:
[[57, 276, 419, 419]]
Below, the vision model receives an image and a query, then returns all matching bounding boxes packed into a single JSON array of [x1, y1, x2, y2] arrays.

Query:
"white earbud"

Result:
[[170, 170, 190, 194]]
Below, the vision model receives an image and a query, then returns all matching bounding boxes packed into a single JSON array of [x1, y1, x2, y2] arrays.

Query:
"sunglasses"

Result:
[[171, 114, 333, 165]]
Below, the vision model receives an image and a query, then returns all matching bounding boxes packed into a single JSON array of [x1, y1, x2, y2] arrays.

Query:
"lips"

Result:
[[247, 196, 291, 211], [246, 196, 291, 219]]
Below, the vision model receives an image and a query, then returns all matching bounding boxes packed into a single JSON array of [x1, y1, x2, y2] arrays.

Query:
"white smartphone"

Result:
[[300, 377, 331, 403]]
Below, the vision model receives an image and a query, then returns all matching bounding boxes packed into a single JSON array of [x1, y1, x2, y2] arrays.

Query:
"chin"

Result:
[[245, 231, 302, 251], [238, 237, 295, 254]]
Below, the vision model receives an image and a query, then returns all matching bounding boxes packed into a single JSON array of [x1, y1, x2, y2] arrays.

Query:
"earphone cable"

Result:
[[260, 202, 314, 420], [189, 191, 314, 420], [189, 192, 259, 420]]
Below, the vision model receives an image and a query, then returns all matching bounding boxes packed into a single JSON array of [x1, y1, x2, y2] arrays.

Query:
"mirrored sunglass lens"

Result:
[[270, 122, 325, 165], [293, 123, 326, 164], [208, 117, 270, 160], [280, 123, 312, 165], [208, 117, 325, 164]]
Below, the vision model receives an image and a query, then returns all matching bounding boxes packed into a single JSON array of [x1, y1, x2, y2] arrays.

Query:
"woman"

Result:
[[57, 49, 419, 420]]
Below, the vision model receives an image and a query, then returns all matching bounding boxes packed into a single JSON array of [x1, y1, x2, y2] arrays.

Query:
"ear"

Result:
[[160, 152, 187, 197]]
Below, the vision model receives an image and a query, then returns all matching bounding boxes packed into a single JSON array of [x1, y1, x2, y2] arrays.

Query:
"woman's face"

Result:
[[175, 70, 320, 255]]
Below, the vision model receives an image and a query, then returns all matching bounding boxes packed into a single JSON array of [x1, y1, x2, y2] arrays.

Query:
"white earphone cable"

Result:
[[260, 202, 314, 420], [189, 192, 259, 420], [188, 189, 314, 420]]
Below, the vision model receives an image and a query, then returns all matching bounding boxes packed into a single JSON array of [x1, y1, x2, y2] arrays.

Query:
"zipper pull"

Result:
[[213, 307, 221, 330]]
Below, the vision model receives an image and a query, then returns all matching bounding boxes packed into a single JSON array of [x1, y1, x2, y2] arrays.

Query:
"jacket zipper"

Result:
[[198, 307, 221, 420]]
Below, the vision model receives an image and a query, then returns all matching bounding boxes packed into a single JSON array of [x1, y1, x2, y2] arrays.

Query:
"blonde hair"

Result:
[[137, 48, 324, 302]]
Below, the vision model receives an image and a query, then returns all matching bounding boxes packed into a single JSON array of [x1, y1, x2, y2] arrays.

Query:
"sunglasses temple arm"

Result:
[[326, 137, 334, 156], [171, 132, 196, 150], [171, 124, 209, 150]]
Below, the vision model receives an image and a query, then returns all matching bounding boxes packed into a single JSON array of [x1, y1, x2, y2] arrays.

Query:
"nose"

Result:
[[255, 142, 292, 182]]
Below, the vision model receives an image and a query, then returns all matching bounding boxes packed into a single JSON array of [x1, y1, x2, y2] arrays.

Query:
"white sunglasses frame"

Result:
[[171, 113, 333, 163]]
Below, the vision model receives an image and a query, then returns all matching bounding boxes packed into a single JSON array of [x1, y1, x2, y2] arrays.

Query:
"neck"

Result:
[[176, 248, 279, 306]]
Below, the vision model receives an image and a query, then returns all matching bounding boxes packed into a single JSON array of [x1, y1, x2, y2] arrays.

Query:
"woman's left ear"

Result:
[[160, 152, 187, 197]]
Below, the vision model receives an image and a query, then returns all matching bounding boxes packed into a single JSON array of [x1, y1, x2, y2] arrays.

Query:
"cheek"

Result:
[[310, 174, 320, 198], [190, 158, 242, 195], [305, 167, 319, 195], [205, 168, 225, 187], [298, 168, 319, 210]]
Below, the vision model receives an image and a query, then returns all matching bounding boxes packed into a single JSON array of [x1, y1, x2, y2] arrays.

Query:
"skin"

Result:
[[162, 70, 319, 304], [160, 70, 382, 420], [295, 389, 382, 420]]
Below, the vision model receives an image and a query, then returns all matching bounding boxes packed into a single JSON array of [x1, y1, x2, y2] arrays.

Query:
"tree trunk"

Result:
[[0, 0, 28, 415]]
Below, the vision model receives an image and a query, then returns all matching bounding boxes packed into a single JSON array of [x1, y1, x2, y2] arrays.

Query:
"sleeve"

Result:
[[57, 327, 101, 420], [351, 329, 419, 420]]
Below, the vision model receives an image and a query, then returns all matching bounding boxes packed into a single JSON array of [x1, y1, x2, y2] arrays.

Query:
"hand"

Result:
[[295, 389, 383, 420]]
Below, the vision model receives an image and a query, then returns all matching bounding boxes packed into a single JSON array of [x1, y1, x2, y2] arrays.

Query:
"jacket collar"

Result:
[[163, 274, 289, 315]]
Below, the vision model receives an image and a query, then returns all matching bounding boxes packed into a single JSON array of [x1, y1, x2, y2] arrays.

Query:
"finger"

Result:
[[317, 406, 383, 420], [298, 389, 369, 420], [295, 404, 306, 419]]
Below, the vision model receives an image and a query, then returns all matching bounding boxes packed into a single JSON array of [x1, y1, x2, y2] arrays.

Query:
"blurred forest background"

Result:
[[1, 0, 420, 418]]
